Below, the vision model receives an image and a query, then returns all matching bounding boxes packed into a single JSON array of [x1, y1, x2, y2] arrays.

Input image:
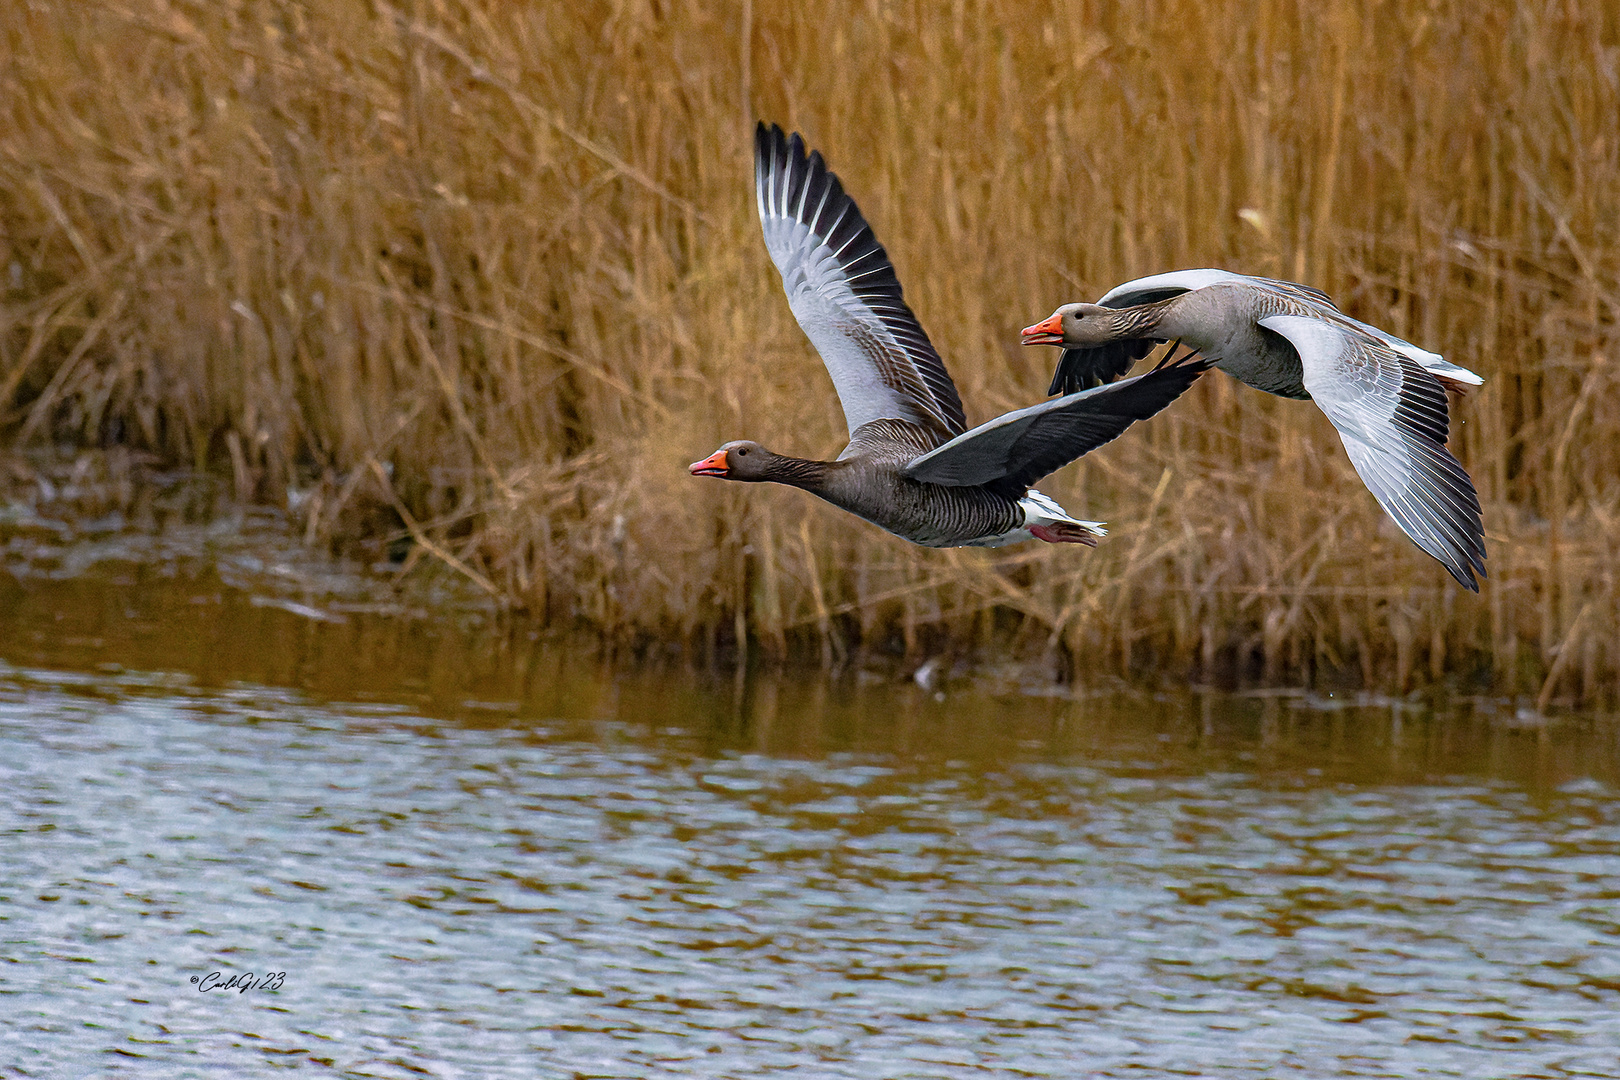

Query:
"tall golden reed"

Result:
[[2, 0, 1618, 702]]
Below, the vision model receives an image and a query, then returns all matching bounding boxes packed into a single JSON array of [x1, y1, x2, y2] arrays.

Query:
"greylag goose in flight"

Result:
[[690, 125, 1209, 548], [1021, 269, 1486, 588]]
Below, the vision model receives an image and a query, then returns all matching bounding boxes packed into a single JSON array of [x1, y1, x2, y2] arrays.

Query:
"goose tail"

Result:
[[1022, 489, 1106, 546]]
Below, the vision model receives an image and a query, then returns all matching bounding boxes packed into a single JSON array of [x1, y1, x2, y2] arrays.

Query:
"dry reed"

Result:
[[2, 0, 1618, 702]]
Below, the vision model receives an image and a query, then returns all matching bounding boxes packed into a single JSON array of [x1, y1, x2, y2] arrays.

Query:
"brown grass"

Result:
[[2, 0, 1618, 702]]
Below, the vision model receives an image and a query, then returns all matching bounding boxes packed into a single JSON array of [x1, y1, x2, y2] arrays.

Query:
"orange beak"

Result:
[[689, 449, 729, 477], [1020, 314, 1065, 346]]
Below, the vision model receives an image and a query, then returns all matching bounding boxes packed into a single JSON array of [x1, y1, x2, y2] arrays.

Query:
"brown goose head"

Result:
[[1021, 304, 1118, 347]]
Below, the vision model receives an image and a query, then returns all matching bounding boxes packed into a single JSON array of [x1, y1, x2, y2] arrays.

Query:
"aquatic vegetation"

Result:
[[2, 1, 1618, 701]]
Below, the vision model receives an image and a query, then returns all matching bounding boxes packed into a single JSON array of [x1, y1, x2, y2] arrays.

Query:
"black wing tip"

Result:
[[756, 122, 810, 169], [751, 120, 968, 436], [1432, 513, 1486, 590], [754, 122, 805, 214], [755, 120, 790, 155], [753, 122, 815, 194], [1395, 382, 1487, 586], [1128, 349, 1212, 393], [755, 121, 786, 171], [1157, 353, 1215, 392], [1048, 349, 1105, 396], [752, 121, 910, 303], [1389, 477, 1486, 590], [995, 351, 1208, 491], [1083, 351, 1209, 419], [1048, 348, 1210, 406], [1438, 544, 1485, 590], [1048, 339, 1166, 397]]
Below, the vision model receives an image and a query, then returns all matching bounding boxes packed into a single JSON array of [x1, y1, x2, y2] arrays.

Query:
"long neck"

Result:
[[762, 454, 833, 490], [1104, 299, 1174, 340]]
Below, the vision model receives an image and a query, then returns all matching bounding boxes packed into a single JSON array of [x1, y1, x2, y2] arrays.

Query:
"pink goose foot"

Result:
[[1030, 523, 1101, 547]]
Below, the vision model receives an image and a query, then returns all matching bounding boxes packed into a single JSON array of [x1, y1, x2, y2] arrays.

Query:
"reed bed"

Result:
[[3, 0, 1618, 702]]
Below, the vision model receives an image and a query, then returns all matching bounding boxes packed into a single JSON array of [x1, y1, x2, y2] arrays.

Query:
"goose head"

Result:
[[1021, 304, 1117, 347], [688, 440, 771, 481]]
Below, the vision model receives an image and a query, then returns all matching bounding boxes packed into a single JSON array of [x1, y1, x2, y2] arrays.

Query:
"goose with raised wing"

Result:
[[689, 125, 1210, 549], [1020, 269, 1486, 588]]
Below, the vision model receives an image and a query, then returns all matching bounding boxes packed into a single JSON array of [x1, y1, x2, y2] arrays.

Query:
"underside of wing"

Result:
[[904, 355, 1211, 492], [1047, 340, 1160, 396], [1258, 314, 1486, 590], [1334, 313, 1483, 387], [755, 123, 966, 438]]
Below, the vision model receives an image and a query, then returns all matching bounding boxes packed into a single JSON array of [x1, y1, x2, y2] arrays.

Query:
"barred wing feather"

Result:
[[755, 123, 966, 438], [1257, 314, 1486, 591]]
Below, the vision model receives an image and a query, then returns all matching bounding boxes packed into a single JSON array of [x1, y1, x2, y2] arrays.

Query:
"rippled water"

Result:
[[4, 518, 1620, 1077]]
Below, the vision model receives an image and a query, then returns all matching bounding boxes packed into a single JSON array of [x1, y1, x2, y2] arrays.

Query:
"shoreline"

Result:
[[0, 449, 1592, 719]]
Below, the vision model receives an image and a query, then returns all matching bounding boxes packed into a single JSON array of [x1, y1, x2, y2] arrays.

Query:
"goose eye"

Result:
[[737, 448, 748, 456]]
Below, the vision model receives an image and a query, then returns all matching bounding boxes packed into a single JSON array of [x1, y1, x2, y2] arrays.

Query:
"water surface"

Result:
[[3, 516, 1619, 1077]]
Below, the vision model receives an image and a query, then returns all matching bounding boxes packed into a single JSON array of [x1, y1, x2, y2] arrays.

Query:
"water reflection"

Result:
[[4, 539, 1616, 791], [3, 523, 1620, 1077]]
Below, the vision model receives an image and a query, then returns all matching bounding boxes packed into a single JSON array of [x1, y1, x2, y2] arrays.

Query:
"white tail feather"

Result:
[[1021, 489, 1106, 538]]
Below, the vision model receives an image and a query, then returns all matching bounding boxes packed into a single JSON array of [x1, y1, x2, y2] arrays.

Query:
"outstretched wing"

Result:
[[1094, 269, 1338, 310], [755, 123, 966, 438], [1048, 269, 1338, 395], [1331, 313, 1484, 388], [1047, 339, 1159, 396], [904, 355, 1210, 492], [1257, 314, 1486, 591], [1092, 268, 1480, 384]]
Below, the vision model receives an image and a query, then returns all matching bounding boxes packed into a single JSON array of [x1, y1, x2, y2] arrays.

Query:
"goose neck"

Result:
[[1106, 300, 1174, 340], [764, 455, 833, 490]]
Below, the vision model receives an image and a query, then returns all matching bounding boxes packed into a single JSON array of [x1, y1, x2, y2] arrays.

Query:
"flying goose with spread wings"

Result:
[[1022, 270, 1486, 587], [689, 124, 1208, 549]]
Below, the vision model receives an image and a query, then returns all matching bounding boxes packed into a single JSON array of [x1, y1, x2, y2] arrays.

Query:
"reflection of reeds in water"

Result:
[[2, 1, 1617, 702]]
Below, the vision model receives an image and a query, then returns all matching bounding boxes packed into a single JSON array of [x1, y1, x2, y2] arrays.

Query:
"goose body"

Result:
[[1021, 270, 1486, 589], [691, 125, 1209, 549]]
